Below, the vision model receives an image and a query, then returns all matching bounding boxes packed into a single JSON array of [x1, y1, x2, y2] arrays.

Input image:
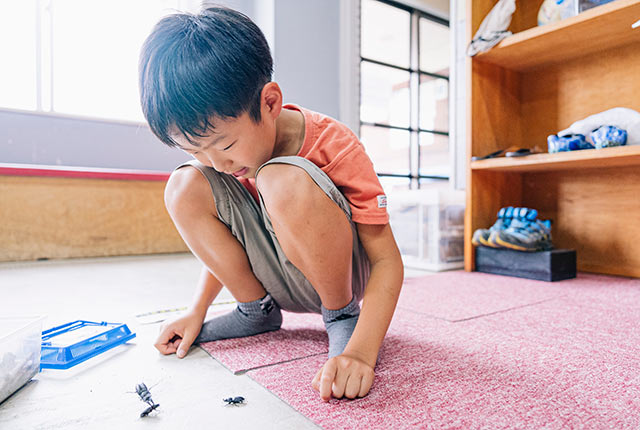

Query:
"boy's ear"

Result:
[[261, 82, 283, 120]]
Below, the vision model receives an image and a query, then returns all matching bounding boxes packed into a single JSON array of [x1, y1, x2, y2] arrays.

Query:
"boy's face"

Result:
[[169, 84, 282, 179], [171, 112, 276, 179]]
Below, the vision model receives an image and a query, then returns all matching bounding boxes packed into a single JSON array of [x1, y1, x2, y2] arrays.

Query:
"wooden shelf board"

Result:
[[470, 145, 640, 172], [474, 0, 640, 71]]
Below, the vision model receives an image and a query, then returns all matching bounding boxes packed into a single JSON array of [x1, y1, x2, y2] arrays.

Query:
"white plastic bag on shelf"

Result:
[[467, 0, 516, 56], [558, 107, 640, 146], [538, 0, 577, 26]]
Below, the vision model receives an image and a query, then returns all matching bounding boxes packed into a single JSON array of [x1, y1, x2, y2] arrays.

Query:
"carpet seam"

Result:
[[450, 296, 567, 322], [234, 351, 328, 375], [398, 295, 567, 323]]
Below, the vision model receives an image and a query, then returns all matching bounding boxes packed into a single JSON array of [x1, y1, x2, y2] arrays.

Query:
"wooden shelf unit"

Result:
[[465, 0, 640, 278], [475, 0, 640, 71], [471, 145, 640, 172]]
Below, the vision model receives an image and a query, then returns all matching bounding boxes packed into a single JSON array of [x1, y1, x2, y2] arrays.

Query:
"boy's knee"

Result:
[[164, 166, 218, 219]]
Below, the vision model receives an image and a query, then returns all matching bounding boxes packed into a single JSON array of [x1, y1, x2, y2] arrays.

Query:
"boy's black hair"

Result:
[[139, 6, 273, 147]]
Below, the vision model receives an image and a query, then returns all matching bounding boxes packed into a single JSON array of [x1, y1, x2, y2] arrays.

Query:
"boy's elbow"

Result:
[[393, 252, 404, 291], [386, 241, 404, 294], [385, 235, 404, 279], [372, 246, 404, 291], [396, 254, 404, 284]]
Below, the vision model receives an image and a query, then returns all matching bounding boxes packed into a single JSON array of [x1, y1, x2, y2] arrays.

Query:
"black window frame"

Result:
[[359, 0, 450, 188]]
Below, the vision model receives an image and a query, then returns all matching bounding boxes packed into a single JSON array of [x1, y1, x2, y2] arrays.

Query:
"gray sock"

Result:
[[195, 293, 282, 343], [321, 296, 360, 358]]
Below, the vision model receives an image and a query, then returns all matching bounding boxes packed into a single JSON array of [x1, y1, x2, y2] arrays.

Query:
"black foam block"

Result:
[[475, 246, 576, 282]]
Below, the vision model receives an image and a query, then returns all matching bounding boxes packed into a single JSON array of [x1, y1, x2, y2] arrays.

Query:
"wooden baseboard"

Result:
[[0, 174, 188, 261]]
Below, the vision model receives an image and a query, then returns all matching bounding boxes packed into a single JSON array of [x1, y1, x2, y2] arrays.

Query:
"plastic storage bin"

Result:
[[0, 317, 44, 403], [388, 188, 465, 271]]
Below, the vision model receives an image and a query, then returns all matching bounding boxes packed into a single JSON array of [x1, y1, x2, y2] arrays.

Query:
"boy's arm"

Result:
[[154, 267, 223, 357], [313, 222, 404, 400], [190, 267, 224, 316]]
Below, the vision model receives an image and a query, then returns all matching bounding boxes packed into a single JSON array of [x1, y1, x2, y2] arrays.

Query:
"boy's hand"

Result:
[[311, 354, 375, 401], [154, 310, 205, 358]]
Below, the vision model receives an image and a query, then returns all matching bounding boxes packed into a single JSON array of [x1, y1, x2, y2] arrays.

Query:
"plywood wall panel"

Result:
[[465, 170, 522, 270], [523, 167, 640, 277], [471, 61, 523, 157], [522, 42, 640, 149], [0, 176, 188, 261]]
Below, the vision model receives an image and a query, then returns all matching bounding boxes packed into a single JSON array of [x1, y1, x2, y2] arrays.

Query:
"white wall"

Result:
[[451, 0, 467, 189], [272, 0, 341, 119]]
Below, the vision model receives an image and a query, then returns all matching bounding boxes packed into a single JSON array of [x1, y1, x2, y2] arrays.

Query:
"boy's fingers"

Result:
[[331, 368, 350, 399], [154, 330, 174, 353], [344, 373, 361, 399], [157, 323, 177, 340], [155, 339, 177, 355], [358, 370, 374, 398], [177, 329, 197, 358], [311, 368, 322, 390], [155, 324, 183, 354], [319, 361, 338, 402], [172, 337, 182, 349], [163, 343, 178, 355]]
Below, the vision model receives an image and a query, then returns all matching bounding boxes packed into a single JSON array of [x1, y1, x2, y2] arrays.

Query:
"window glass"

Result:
[[361, 125, 410, 175], [361, 0, 410, 68], [51, 0, 182, 122], [419, 18, 449, 76], [0, 1, 37, 110], [419, 75, 449, 132], [379, 176, 411, 194], [419, 132, 449, 177], [359, 2, 452, 185], [360, 62, 410, 128]]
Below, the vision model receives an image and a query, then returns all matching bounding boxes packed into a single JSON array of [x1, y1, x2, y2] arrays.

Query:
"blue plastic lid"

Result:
[[40, 320, 136, 370]]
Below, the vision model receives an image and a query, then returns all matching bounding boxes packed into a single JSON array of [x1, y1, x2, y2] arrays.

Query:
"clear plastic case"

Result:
[[0, 317, 44, 403], [388, 188, 465, 271]]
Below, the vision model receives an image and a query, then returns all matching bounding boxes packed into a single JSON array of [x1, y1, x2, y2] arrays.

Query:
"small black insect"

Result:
[[223, 396, 246, 406], [136, 382, 160, 417]]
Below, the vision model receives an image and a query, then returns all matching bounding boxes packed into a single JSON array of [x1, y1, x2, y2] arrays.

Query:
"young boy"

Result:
[[139, 6, 403, 401]]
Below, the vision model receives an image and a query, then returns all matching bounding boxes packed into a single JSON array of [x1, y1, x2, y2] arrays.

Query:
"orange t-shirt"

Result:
[[240, 104, 389, 224]]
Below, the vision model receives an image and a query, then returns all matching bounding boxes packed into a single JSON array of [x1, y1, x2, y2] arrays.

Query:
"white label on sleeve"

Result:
[[377, 195, 387, 208]]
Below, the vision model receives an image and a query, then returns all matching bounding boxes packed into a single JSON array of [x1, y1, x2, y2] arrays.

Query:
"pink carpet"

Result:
[[199, 311, 327, 373], [397, 271, 566, 321], [200, 270, 566, 372], [203, 272, 640, 428]]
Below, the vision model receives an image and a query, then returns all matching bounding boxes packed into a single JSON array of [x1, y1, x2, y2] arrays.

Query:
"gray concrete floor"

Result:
[[0, 254, 429, 430]]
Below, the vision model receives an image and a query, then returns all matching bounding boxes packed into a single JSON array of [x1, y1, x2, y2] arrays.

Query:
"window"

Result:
[[360, 0, 450, 190], [0, 0, 199, 123], [0, 1, 38, 111]]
